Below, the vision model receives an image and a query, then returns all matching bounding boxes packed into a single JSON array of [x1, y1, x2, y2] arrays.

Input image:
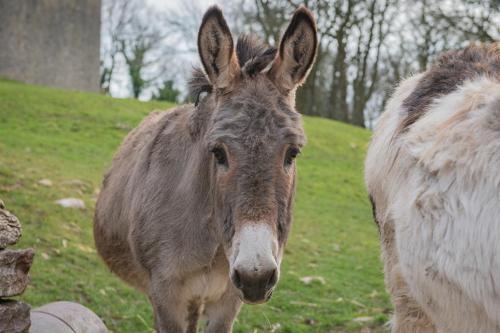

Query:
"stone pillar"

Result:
[[0, 0, 102, 92], [0, 200, 34, 333]]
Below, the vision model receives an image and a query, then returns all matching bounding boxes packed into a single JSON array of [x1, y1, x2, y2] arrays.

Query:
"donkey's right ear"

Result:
[[197, 6, 239, 89]]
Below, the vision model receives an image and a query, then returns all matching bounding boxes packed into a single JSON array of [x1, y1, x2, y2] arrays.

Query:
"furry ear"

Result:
[[269, 6, 318, 93], [197, 6, 239, 89]]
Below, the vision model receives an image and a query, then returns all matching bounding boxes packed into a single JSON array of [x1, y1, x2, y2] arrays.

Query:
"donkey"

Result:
[[94, 5, 317, 333], [365, 43, 500, 333]]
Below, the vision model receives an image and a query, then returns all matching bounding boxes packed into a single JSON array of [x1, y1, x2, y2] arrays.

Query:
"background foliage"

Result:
[[100, 0, 499, 127]]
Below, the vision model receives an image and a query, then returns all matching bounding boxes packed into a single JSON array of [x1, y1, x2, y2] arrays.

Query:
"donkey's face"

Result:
[[207, 79, 305, 304], [197, 6, 317, 304]]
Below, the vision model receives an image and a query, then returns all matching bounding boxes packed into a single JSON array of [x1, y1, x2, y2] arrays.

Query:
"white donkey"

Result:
[[365, 43, 500, 333]]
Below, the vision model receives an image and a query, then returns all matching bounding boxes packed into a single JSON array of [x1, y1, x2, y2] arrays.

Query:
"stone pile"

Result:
[[0, 199, 34, 333]]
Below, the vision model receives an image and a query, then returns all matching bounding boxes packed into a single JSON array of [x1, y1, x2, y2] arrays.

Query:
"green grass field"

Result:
[[0, 79, 390, 332]]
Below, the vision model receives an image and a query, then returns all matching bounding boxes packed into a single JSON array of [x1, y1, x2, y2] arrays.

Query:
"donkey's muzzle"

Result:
[[231, 265, 278, 304]]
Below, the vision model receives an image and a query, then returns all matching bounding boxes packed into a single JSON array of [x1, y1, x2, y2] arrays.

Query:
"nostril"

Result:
[[232, 269, 242, 289], [266, 268, 278, 289]]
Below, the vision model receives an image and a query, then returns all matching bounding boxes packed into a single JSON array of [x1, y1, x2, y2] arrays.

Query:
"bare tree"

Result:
[[101, 0, 499, 126], [432, 0, 500, 43], [351, 0, 392, 127], [100, 0, 133, 94], [118, 20, 167, 98], [101, 0, 176, 99]]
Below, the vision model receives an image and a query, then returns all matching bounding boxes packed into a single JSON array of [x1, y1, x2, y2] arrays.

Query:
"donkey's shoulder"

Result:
[[137, 104, 196, 140]]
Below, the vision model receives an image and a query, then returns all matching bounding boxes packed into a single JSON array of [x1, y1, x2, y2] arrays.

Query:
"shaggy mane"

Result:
[[189, 35, 277, 105]]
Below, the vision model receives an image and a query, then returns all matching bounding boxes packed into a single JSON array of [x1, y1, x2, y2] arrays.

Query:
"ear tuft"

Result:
[[241, 47, 277, 77], [197, 6, 238, 88]]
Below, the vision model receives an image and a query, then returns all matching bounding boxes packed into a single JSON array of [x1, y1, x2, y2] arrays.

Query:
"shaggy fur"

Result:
[[399, 43, 499, 133], [94, 5, 317, 333], [366, 42, 500, 333]]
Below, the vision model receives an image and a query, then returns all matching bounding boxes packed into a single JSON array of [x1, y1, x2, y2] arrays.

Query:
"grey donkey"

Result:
[[94, 5, 317, 333]]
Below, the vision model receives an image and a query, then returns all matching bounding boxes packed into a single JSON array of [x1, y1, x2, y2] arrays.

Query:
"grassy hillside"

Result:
[[0, 79, 390, 332]]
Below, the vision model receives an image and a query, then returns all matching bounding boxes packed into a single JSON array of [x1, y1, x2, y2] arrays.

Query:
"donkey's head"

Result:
[[194, 5, 317, 304]]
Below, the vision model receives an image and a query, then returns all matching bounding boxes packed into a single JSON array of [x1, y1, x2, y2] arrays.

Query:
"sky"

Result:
[[146, 0, 214, 11]]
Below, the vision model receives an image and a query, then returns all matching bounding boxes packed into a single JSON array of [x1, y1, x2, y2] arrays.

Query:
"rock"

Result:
[[299, 276, 326, 285], [114, 122, 132, 131], [270, 323, 281, 333], [290, 301, 319, 308], [0, 300, 31, 333], [0, 203, 22, 249], [0, 248, 34, 297], [350, 299, 367, 308], [30, 301, 107, 333], [304, 318, 316, 325], [37, 179, 53, 187], [54, 198, 85, 209], [353, 316, 374, 323], [75, 244, 95, 254], [61, 179, 89, 190]]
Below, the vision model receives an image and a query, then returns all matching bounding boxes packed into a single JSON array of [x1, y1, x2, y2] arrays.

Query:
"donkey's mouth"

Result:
[[238, 288, 274, 305]]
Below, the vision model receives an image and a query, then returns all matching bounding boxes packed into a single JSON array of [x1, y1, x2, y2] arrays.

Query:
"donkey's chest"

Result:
[[184, 265, 230, 303]]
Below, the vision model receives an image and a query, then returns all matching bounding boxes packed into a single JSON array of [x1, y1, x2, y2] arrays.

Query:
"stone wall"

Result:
[[0, 0, 101, 92], [0, 200, 33, 333]]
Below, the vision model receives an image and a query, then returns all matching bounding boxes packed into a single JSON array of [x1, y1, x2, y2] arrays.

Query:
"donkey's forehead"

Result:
[[207, 87, 306, 148]]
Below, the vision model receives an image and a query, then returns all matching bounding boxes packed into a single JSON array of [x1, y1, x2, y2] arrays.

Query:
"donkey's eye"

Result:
[[212, 147, 228, 166], [284, 147, 300, 167]]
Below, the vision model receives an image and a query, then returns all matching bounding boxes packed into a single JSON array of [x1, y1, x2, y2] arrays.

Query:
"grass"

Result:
[[0, 79, 391, 332]]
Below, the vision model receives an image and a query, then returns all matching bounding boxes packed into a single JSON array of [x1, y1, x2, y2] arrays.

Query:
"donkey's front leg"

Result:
[[204, 288, 242, 333], [149, 275, 188, 333]]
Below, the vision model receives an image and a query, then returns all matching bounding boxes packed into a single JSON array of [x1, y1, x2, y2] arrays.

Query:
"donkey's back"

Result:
[[366, 44, 500, 332]]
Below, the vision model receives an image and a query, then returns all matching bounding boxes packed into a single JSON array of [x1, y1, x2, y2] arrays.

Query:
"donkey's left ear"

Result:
[[198, 6, 239, 89], [269, 6, 317, 93]]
